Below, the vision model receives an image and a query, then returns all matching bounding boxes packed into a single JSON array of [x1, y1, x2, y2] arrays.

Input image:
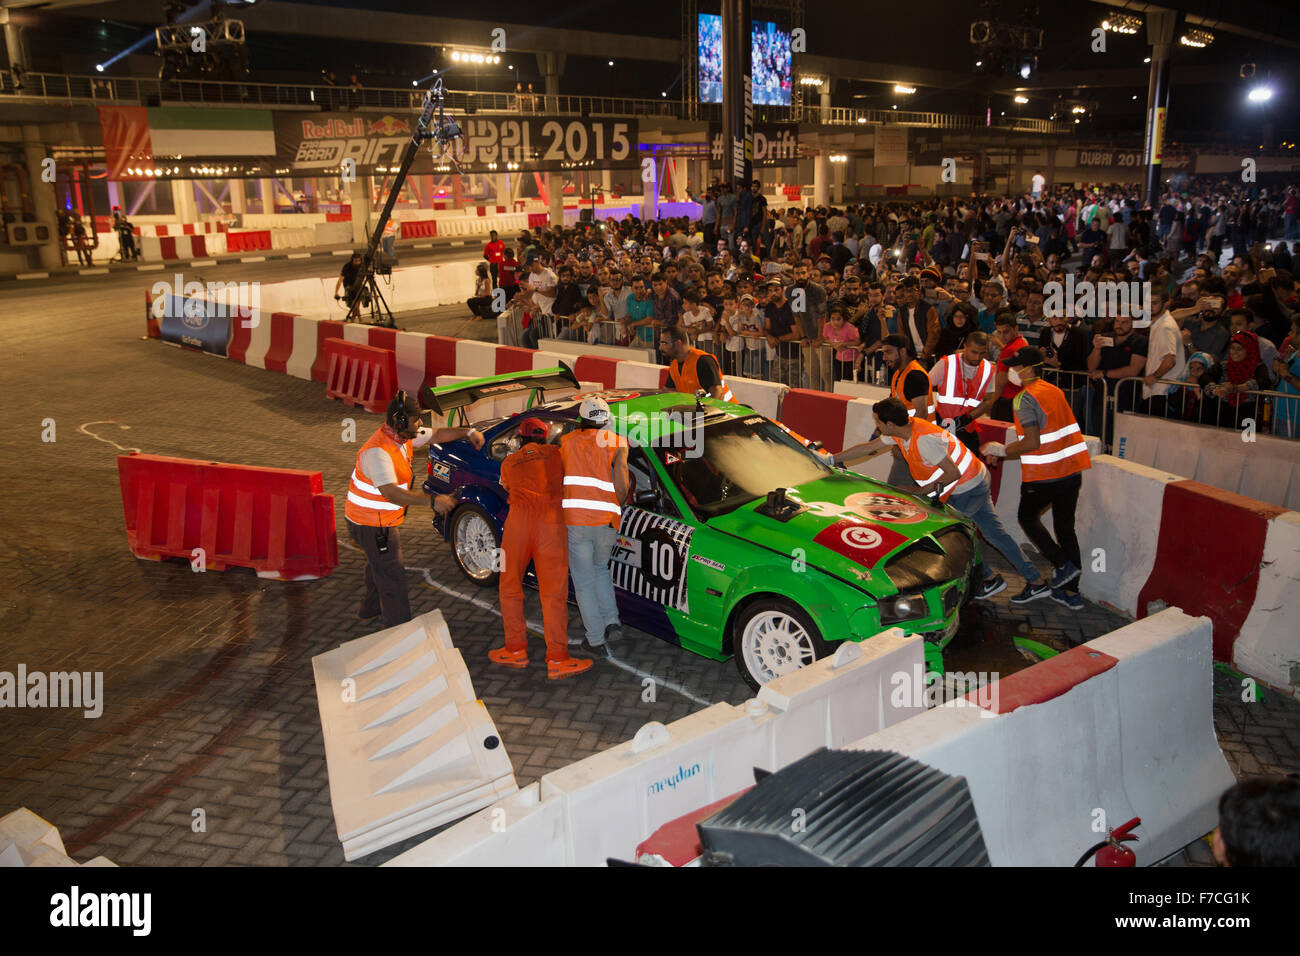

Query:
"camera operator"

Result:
[[334, 250, 367, 320], [112, 207, 139, 262]]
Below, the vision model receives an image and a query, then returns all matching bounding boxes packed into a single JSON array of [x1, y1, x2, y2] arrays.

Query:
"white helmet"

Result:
[[578, 395, 610, 426]]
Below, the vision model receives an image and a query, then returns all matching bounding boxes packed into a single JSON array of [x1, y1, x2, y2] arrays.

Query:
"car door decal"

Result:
[[610, 508, 693, 613]]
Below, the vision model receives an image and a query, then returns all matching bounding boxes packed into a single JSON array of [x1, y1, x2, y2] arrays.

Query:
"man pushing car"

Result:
[[488, 417, 593, 680]]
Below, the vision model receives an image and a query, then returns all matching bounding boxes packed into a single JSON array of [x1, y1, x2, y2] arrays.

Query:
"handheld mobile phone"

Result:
[[1027, 234, 1040, 244], [1098, 336, 1115, 348]]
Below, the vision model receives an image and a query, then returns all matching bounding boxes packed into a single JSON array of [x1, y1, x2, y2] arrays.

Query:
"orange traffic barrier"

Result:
[[117, 453, 338, 580], [323, 338, 397, 414], [145, 290, 160, 339]]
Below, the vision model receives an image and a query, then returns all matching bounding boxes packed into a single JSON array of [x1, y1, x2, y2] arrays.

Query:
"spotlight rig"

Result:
[[155, 1, 250, 80], [970, 3, 1044, 79]]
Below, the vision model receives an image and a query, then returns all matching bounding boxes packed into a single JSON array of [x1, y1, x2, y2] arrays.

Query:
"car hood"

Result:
[[706, 473, 972, 598]]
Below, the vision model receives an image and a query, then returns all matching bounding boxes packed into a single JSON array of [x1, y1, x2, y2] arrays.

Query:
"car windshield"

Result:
[[652, 415, 832, 518]]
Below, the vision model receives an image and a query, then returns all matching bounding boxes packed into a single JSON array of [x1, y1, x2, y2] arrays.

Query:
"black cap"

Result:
[[1005, 346, 1045, 369]]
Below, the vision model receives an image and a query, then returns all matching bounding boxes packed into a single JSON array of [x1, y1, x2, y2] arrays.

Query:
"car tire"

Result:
[[449, 503, 501, 588], [732, 598, 829, 692]]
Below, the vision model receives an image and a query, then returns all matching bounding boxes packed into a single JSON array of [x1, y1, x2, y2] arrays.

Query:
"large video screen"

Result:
[[698, 14, 792, 107]]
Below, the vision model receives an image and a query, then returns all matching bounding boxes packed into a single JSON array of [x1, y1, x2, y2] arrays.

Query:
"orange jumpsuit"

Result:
[[499, 441, 571, 662]]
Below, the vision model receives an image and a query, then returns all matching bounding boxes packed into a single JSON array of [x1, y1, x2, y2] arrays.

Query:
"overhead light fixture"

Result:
[[1071, 105, 1087, 114], [1014, 95, 1028, 104], [1248, 85, 1273, 103], [892, 104, 898, 110], [608, 60, 614, 66], [1240, 63, 1256, 79], [1143, 57, 1151, 64], [829, 154, 847, 163], [975, 60, 983, 67], [1180, 28, 1214, 48], [893, 84, 916, 94], [95, 64, 104, 72], [1101, 13, 1142, 35], [799, 76, 823, 86], [856, 117, 867, 124]]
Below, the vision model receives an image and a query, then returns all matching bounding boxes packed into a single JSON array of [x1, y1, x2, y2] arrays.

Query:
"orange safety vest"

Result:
[[501, 442, 564, 522], [934, 354, 994, 422], [345, 426, 413, 527], [1013, 378, 1091, 482], [891, 359, 936, 421], [382, 219, 397, 238], [668, 347, 735, 402], [896, 418, 984, 501], [559, 427, 627, 528]]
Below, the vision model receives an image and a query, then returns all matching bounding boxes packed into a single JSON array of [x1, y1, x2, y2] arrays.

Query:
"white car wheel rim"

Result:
[[455, 512, 497, 580], [741, 610, 815, 684]]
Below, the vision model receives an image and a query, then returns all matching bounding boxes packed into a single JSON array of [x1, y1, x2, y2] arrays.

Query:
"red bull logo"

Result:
[[368, 115, 411, 136]]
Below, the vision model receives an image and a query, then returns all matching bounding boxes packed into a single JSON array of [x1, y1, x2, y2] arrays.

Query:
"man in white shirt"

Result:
[[1031, 171, 1045, 199], [520, 254, 557, 347], [1142, 286, 1185, 414]]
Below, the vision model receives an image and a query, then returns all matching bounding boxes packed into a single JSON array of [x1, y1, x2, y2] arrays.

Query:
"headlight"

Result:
[[878, 591, 928, 625]]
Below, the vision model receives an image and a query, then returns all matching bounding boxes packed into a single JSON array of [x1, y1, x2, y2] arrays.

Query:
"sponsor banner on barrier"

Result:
[[157, 295, 231, 356]]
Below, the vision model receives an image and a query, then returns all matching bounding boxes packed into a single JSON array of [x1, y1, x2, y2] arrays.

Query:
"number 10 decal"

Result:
[[610, 508, 693, 613]]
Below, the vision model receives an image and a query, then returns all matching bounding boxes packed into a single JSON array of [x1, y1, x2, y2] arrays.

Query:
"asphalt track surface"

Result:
[[0, 255, 1291, 866]]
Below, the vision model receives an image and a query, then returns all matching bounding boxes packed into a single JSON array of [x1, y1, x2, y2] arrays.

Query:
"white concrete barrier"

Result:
[[270, 227, 317, 250], [847, 608, 1234, 866], [257, 276, 329, 318], [833, 380, 891, 403], [312, 610, 517, 861], [537, 338, 657, 365], [1234, 510, 1300, 694], [614, 360, 667, 390], [728, 375, 788, 419], [1074, 455, 1183, 616], [314, 221, 353, 246], [1114, 412, 1300, 511], [432, 262, 478, 306], [239, 213, 328, 229], [0, 808, 115, 867], [992, 432, 1104, 549], [286, 315, 328, 381], [384, 629, 925, 866]]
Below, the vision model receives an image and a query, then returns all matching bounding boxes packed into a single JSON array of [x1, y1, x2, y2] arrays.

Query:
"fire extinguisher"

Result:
[[1074, 816, 1141, 867]]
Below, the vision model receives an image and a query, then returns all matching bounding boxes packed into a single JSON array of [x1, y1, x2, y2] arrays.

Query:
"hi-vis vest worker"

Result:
[[980, 347, 1089, 612], [559, 396, 630, 654], [894, 417, 982, 502], [661, 326, 734, 401], [345, 390, 483, 629], [933, 350, 994, 423], [1012, 382, 1091, 482], [883, 333, 936, 421]]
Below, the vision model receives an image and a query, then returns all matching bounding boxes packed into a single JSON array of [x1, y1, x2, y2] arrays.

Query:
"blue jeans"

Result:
[[948, 478, 1041, 585], [567, 523, 621, 645]]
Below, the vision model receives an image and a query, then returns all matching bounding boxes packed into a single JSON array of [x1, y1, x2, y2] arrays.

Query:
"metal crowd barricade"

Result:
[[1039, 367, 1110, 447], [1114, 377, 1300, 439]]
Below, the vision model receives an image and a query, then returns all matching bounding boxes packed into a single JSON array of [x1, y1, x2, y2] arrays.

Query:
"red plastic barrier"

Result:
[[323, 338, 397, 414], [527, 213, 549, 228], [1138, 481, 1285, 662], [117, 453, 338, 581], [325, 212, 351, 223], [399, 219, 438, 239], [635, 790, 751, 866], [191, 235, 207, 257], [779, 388, 852, 454], [226, 230, 272, 253], [159, 236, 177, 259], [573, 355, 620, 389], [309, 321, 346, 382]]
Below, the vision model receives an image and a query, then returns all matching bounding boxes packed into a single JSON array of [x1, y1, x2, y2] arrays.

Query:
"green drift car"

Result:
[[423, 367, 982, 690]]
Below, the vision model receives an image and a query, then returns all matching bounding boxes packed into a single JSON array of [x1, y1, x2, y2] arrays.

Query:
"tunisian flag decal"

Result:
[[812, 519, 909, 568]]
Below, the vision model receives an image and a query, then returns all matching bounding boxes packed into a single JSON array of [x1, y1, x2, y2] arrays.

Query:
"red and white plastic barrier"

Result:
[[139, 234, 226, 260], [383, 629, 924, 866], [849, 608, 1233, 866]]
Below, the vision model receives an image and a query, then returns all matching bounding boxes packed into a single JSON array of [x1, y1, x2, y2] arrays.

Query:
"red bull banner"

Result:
[[275, 111, 429, 173]]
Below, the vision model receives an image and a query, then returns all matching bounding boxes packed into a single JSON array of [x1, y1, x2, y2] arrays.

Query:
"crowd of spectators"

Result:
[[486, 175, 1300, 441]]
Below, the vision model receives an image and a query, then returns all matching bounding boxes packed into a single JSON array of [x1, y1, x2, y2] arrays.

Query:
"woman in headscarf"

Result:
[[1177, 350, 1215, 423], [1204, 332, 1269, 429], [934, 300, 976, 357]]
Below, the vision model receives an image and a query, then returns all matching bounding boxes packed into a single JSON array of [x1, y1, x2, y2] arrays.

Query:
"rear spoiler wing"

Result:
[[422, 363, 581, 418]]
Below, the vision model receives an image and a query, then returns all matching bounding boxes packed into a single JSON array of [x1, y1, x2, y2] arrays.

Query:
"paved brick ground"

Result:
[[1, 269, 1295, 868]]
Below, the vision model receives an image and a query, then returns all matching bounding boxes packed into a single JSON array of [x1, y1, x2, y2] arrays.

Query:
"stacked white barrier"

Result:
[[257, 276, 329, 318], [286, 315, 329, 380], [238, 213, 328, 229], [727, 375, 788, 418], [847, 609, 1233, 866], [312, 610, 518, 861], [992, 432, 1105, 548], [1114, 412, 1300, 511], [832, 380, 891, 403], [614, 360, 668, 390], [432, 262, 478, 305], [0, 808, 116, 867], [270, 227, 318, 250], [1234, 511, 1300, 693], [384, 630, 924, 866], [1075, 455, 1183, 616], [538, 338, 657, 365], [389, 265, 442, 313]]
